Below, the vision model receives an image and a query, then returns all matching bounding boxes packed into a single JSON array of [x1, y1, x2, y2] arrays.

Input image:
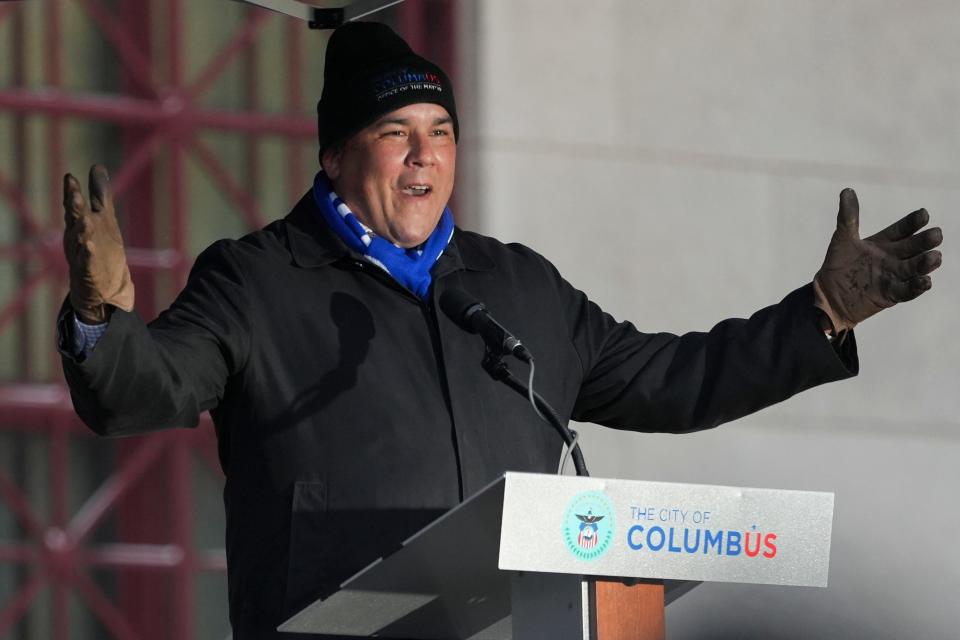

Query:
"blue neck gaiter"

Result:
[[312, 171, 454, 299]]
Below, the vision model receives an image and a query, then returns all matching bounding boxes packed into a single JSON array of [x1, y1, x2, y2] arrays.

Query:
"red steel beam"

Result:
[[0, 89, 316, 138], [285, 19, 306, 201], [191, 424, 224, 476], [171, 439, 194, 639], [0, 543, 226, 573], [0, 3, 20, 23], [50, 424, 69, 529], [0, 384, 76, 414], [170, 146, 188, 293], [74, 0, 163, 99], [73, 570, 142, 640], [50, 424, 70, 638], [169, 0, 184, 87], [0, 385, 219, 435], [11, 2, 32, 382], [0, 89, 170, 126], [196, 550, 228, 571], [125, 247, 185, 271], [0, 544, 35, 564], [110, 122, 166, 200], [188, 135, 268, 230], [83, 544, 225, 571], [67, 438, 169, 544], [83, 544, 183, 569], [0, 245, 39, 262], [45, 0, 67, 395], [89, 544, 223, 572], [184, 10, 271, 102], [167, 4, 192, 634], [46, 0, 64, 226], [168, 0, 188, 288], [0, 168, 45, 240], [0, 470, 46, 538], [243, 22, 261, 206], [191, 107, 316, 138], [400, 0, 426, 53], [0, 415, 107, 435], [0, 571, 45, 636], [0, 264, 53, 334]]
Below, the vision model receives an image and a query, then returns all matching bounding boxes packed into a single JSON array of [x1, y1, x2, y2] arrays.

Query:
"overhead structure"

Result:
[[0, 0, 454, 636], [0, 1, 313, 637], [231, 0, 405, 28]]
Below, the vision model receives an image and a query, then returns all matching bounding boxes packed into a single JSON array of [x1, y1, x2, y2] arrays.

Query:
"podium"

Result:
[[279, 472, 834, 639]]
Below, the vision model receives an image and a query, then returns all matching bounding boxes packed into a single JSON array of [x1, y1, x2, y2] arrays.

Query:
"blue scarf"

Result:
[[312, 171, 454, 299]]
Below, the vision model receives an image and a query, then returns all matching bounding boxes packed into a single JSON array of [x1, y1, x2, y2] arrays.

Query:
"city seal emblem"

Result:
[[562, 491, 615, 560]]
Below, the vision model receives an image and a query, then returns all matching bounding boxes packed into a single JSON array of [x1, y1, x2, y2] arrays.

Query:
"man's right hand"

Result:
[[63, 165, 134, 324]]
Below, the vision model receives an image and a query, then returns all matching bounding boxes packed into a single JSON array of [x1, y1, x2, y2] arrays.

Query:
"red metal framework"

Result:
[[0, 1, 456, 638]]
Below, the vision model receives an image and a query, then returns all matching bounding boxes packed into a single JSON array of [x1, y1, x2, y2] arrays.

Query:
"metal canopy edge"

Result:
[[230, 0, 405, 28]]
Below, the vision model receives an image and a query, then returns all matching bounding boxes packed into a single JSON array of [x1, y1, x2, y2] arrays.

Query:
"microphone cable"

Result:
[[527, 357, 547, 424], [526, 355, 582, 477], [558, 430, 579, 475]]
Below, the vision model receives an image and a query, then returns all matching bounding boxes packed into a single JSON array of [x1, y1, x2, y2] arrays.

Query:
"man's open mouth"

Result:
[[401, 184, 432, 196]]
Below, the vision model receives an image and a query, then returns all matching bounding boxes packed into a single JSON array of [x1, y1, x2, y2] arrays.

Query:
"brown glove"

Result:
[[63, 165, 135, 324], [814, 188, 943, 334]]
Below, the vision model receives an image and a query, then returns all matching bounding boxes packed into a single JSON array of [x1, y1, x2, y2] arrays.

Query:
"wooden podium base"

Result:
[[591, 579, 665, 640]]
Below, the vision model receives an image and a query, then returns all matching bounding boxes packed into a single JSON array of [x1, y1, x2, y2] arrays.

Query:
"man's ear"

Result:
[[320, 146, 341, 180]]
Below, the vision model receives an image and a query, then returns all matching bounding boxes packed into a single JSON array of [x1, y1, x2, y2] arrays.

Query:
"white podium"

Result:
[[280, 472, 834, 639]]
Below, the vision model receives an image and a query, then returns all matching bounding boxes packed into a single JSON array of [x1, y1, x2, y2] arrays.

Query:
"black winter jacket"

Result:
[[60, 191, 857, 637]]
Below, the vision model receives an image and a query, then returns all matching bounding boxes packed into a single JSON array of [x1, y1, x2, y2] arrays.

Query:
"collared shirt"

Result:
[[73, 316, 108, 358]]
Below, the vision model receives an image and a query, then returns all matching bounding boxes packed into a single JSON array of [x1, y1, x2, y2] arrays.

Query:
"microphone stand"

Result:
[[481, 349, 590, 477]]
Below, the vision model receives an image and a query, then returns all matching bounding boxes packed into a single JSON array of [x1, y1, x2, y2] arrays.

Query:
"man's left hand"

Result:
[[814, 188, 943, 334]]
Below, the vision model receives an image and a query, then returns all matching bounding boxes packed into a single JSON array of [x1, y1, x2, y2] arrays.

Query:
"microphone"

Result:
[[438, 287, 589, 476], [439, 289, 532, 362]]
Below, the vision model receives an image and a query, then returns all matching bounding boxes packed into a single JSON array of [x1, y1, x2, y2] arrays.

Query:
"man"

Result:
[[59, 22, 943, 639]]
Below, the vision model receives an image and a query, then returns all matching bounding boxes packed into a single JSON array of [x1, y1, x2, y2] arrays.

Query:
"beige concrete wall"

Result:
[[459, 1, 959, 637]]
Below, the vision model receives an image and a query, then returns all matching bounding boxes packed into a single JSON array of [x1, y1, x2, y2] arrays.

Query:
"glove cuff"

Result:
[[813, 274, 856, 335], [102, 264, 135, 313], [69, 265, 135, 323]]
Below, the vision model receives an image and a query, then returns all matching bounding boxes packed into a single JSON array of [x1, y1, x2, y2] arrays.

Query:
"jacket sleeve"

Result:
[[59, 240, 251, 436], [565, 279, 858, 433]]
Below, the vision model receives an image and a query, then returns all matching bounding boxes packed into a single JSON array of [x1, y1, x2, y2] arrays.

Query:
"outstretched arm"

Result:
[[59, 166, 249, 437]]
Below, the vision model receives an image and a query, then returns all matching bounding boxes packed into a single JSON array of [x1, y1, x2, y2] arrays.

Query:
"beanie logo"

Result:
[[371, 68, 443, 101]]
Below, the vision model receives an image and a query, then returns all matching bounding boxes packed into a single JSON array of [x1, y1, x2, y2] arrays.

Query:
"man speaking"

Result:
[[58, 21, 943, 639]]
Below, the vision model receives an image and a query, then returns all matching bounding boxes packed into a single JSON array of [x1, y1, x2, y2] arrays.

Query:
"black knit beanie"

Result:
[[317, 22, 459, 154]]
